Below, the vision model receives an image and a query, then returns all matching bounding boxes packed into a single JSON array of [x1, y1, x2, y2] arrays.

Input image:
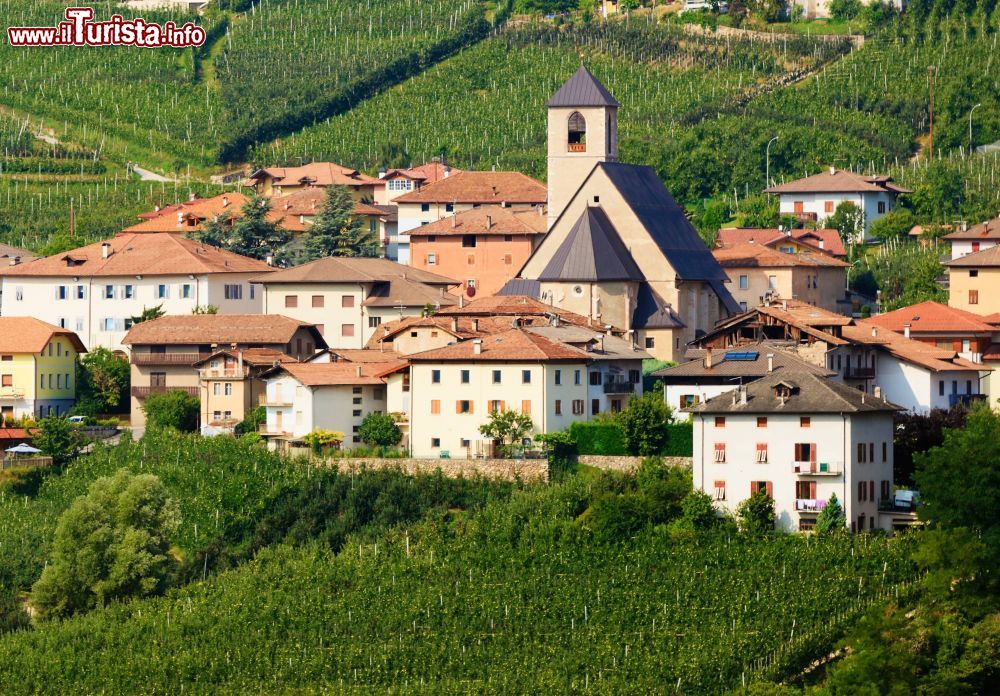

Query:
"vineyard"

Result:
[[0, 461, 917, 693]]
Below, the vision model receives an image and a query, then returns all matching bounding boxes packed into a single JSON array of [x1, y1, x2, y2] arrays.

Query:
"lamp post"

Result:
[[765, 136, 779, 189], [969, 103, 982, 153], [928, 66, 936, 160]]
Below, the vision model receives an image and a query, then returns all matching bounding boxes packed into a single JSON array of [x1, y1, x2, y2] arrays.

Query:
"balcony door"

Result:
[[150, 372, 166, 388]]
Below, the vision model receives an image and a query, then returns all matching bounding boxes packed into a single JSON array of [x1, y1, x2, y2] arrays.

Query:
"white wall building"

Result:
[[941, 216, 1000, 259], [0, 233, 270, 354], [688, 372, 898, 533]]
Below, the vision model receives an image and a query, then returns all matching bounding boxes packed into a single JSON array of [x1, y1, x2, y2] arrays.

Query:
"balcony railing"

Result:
[[259, 423, 291, 437], [567, 142, 587, 152], [844, 367, 876, 380], [0, 388, 26, 400], [132, 352, 212, 366], [795, 498, 828, 513], [131, 385, 199, 399], [949, 393, 987, 408], [200, 368, 243, 379], [603, 380, 636, 394], [793, 461, 842, 476], [258, 394, 292, 407]]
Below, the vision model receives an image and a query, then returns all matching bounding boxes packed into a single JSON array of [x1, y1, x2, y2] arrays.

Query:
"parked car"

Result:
[[67, 415, 86, 424]]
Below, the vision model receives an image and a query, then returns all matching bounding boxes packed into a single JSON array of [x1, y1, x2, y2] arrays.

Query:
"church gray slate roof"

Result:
[[538, 206, 644, 282], [546, 66, 621, 108]]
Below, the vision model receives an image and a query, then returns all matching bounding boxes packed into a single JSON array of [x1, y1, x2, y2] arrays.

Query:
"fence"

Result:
[[1, 456, 53, 471]]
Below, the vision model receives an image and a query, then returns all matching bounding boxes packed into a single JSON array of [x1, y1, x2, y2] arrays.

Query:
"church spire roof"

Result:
[[538, 206, 642, 282], [546, 65, 620, 108]]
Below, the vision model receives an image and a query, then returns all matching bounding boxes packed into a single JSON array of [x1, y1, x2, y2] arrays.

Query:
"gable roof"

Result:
[[547, 65, 620, 108], [435, 294, 613, 331], [2, 233, 273, 278], [653, 345, 835, 380], [865, 301, 996, 334], [123, 193, 249, 233], [384, 161, 461, 183], [688, 371, 900, 414], [765, 168, 911, 195], [632, 284, 685, 329], [393, 171, 546, 205], [842, 321, 986, 373], [248, 162, 381, 188], [275, 361, 404, 387], [252, 256, 457, 286], [361, 276, 460, 308], [0, 243, 37, 262], [524, 325, 650, 360], [122, 314, 326, 347], [716, 227, 846, 257], [0, 318, 87, 353], [407, 328, 587, 362], [192, 347, 297, 369], [408, 205, 547, 237], [942, 215, 1000, 241], [943, 244, 1000, 267], [538, 206, 644, 282], [713, 243, 850, 268]]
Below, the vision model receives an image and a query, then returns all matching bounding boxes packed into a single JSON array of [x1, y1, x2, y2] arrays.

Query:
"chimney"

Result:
[[871, 326, 878, 338], [829, 166, 836, 175], [355, 365, 362, 378], [767, 353, 774, 373], [154, 204, 161, 212], [177, 211, 184, 224], [781, 300, 788, 311], [472, 318, 479, 332], [459, 294, 465, 308], [473, 339, 482, 355], [486, 215, 492, 230], [9, 256, 19, 267], [378, 168, 387, 179], [874, 386, 882, 399], [818, 239, 825, 249], [704, 350, 714, 369], [903, 323, 911, 339], [100, 242, 112, 260], [444, 166, 451, 178], [451, 317, 458, 332], [265, 254, 274, 266], [740, 387, 748, 405]]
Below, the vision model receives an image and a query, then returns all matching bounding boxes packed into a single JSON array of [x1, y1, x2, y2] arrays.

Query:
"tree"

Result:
[[618, 391, 672, 456], [191, 304, 219, 314], [225, 196, 291, 261], [869, 209, 915, 240], [814, 493, 846, 534], [300, 185, 375, 262], [618, 0, 638, 11], [74, 347, 130, 415], [737, 490, 775, 535], [33, 416, 84, 466], [828, 0, 862, 20], [142, 390, 199, 432], [681, 490, 719, 530], [735, 193, 779, 228], [129, 304, 165, 325], [195, 214, 228, 249], [31, 469, 179, 620], [828, 201, 865, 244], [302, 429, 344, 454], [636, 457, 691, 523], [478, 408, 534, 457], [358, 412, 402, 454], [234, 405, 266, 437]]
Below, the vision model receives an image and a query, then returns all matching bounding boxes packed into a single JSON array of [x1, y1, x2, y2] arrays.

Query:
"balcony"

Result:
[[949, 393, 987, 408], [132, 352, 212, 366], [795, 498, 828, 514], [567, 142, 586, 153], [0, 388, 26, 400], [258, 394, 292, 407], [603, 380, 636, 395], [844, 367, 875, 380], [131, 385, 200, 399], [258, 423, 291, 437], [793, 461, 842, 476], [200, 368, 244, 380]]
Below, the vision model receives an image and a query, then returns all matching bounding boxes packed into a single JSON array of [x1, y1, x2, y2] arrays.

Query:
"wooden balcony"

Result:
[[131, 385, 200, 399], [131, 352, 212, 366], [259, 423, 290, 437]]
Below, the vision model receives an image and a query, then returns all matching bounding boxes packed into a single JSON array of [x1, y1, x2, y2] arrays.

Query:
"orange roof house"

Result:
[[394, 171, 547, 206], [716, 227, 846, 258], [124, 193, 249, 234], [247, 162, 384, 202]]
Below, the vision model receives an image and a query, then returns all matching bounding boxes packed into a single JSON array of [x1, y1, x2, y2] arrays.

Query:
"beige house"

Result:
[[713, 243, 849, 313], [122, 314, 326, 427], [380, 160, 461, 204], [253, 257, 459, 349], [945, 245, 1000, 315], [195, 348, 297, 435], [246, 162, 385, 203]]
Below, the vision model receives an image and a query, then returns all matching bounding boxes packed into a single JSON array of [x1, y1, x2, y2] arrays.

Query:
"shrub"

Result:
[[814, 493, 846, 535], [737, 490, 776, 536], [359, 412, 403, 454], [681, 490, 719, 530], [619, 392, 672, 456], [583, 493, 649, 543], [234, 406, 266, 437], [636, 458, 692, 524], [142, 390, 200, 432], [33, 416, 84, 467], [568, 421, 627, 455], [663, 422, 694, 457]]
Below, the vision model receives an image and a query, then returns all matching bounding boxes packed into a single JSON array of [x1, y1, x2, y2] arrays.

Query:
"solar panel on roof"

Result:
[[724, 351, 759, 361]]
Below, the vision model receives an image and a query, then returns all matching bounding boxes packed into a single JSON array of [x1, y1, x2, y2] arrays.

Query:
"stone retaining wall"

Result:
[[577, 455, 692, 473], [321, 457, 549, 483]]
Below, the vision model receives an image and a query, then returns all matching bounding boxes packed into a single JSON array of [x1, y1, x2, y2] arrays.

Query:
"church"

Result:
[[500, 66, 739, 362]]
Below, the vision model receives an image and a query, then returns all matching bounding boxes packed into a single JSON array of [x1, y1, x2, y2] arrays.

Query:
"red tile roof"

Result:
[[0, 318, 87, 353], [122, 314, 323, 347], [277, 361, 404, 386], [124, 193, 249, 233], [866, 301, 996, 334], [384, 161, 462, 184], [407, 328, 586, 362], [713, 243, 849, 268], [716, 227, 846, 257], [942, 215, 1000, 241], [943, 245, 1000, 267], [249, 162, 382, 188], [408, 205, 547, 237], [393, 171, 546, 205]]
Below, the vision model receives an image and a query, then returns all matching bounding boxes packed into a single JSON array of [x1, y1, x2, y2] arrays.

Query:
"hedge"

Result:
[[662, 422, 693, 457], [568, 422, 627, 455]]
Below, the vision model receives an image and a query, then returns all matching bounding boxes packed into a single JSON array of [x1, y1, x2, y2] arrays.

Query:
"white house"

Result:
[[765, 167, 911, 236], [688, 371, 899, 533], [941, 215, 1000, 259], [0, 233, 271, 354]]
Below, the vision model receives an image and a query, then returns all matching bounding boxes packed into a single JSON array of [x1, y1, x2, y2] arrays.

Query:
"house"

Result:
[[391, 170, 547, 264], [944, 245, 1000, 315], [713, 243, 849, 313], [194, 348, 297, 436], [265, 187, 397, 255], [407, 327, 648, 458], [0, 317, 86, 420], [764, 167, 911, 235], [122, 193, 248, 234], [122, 314, 326, 427], [792, 0, 904, 21], [408, 206, 548, 298], [715, 227, 846, 258], [694, 298, 987, 413], [246, 162, 385, 203], [0, 233, 272, 353], [0, 242, 37, 266], [259, 360, 405, 451], [654, 344, 835, 419], [380, 160, 462, 203], [507, 67, 740, 361], [687, 371, 899, 533], [251, 256, 460, 349], [942, 215, 1000, 259]]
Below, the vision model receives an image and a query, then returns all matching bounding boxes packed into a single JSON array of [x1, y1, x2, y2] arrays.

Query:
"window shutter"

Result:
[[456, 401, 461, 414], [499, 400, 505, 412], [765, 481, 773, 498], [468, 401, 474, 415], [810, 444, 817, 463], [809, 481, 817, 499], [750, 482, 757, 496], [521, 400, 530, 415], [869, 481, 875, 500], [794, 443, 802, 461]]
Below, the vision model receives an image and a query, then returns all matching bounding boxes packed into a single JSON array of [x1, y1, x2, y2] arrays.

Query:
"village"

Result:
[[0, 66, 993, 537]]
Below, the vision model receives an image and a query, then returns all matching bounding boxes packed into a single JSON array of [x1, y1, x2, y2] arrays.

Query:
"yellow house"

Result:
[[945, 245, 1000, 315], [0, 317, 86, 421], [195, 348, 297, 436]]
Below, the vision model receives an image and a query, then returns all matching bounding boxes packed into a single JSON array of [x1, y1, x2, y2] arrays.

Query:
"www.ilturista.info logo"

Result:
[[7, 7, 205, 48]]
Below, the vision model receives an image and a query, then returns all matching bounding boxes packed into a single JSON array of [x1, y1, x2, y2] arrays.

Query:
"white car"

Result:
[[67, 415, 86, 424]]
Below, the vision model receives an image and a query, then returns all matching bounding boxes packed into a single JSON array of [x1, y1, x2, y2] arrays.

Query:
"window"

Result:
[[0, 355, 10, 361], [504, 235, 513, 243], [857, 442, 866, 463], [341, 324, 355, 337], [714, 443, 726, 462], [213, 411, 222, 422], [1, 374, 11, 387], [739, 275, 748, 290], [445, 203, 454, 213], [554, 369, 561, 385], [456, 400, 473, 414], [589, 372, 602, 386], [645, 337, 655, 349], [574, 370, 581, 386], [124, 285, 134, 299], [427, 236, 436, 242], [591, 398, 600, 416], [969, 269, 979, 277], [869, 442, 875, 462], [489, 400, 504, 413], [342, 296, 355, 308], [521, 400, 531, 415], [430, 400, 440, 415], [285, 295, 298, 308], [824, 200, 834, 213], [757, 417, 767, 428], [679, 394, 700, 408], [488, 370, 501, 386], [858, 481, 867, 501], [431, 370, 441, 384], [431, 437, 440, 448], [353, 410, 362, 417], [352, 386, 363, 395], [178, 283, 191, 299], [224, 284, 242, 300], [877, 201, 887, 214], [421, 203, 430, 212], [157, 284, 169, 299], [56, 318, 66, 329], [554, 400, 562, 415], [713, 480, 726, 501], [751, 481, 772, 497], [715, 417, 726, 428], [768, 275, 777, 290], [794, 443, 814, 463], [213, 383, 221, 396], [739, 302, 748, 312], [567, 111, 586, 150], [522, 369, 532, 384], [311, 295, 324, 308], [461, 370, 470, 384], [969, 289, 979, 305], [756, 443, 767, 462], [56, 286, 68, 300], [869, 480, 875, 501], [427, 253, 437, 266], [224, 383, 232, 396], [462, 235, 477, 248], [352, 397, 361, 405], [939, 381, 945, 396], [629, 370, 641, 384], [75, 285, 85, 299], [800, 417, 810, 428], [460, 438, 470, 448], [572, 399, 584, 415], [14, 287, 22, 301], [881, 480, 891, 500], [796, 480, 816, 500], [793, 201, 804, 214]]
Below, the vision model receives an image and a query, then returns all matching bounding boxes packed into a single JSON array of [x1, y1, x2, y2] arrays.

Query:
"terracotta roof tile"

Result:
[[384, 161, 462, 183], [394, 171, 546, 205], [252, 256, 457, 285], [843, 321, 986, 373], [407, 328, 587, 362], [122, 314, 324, 347], [943, 244, 1000, 267], [713, 243, 849, 268], [124, 193, 249, 233], [277, 361, 403, 386], [361, 277, 460, 308], [765, 168, 911, 195], [249, 162, 382, 188], [193, 347, 298, 368], [408, 205, 547, 236], [716, 227, 846, 257], [942, 215, 1000, 240], [866, 301, 996, 334], [0, 317, 87, 353], [328, 348, 404, 363], [654, 345, 834, 379]]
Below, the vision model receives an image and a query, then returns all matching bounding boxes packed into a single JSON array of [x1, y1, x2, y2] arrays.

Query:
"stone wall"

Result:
[[578, 455, 692, 473], [320, 457, 549, 483]]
